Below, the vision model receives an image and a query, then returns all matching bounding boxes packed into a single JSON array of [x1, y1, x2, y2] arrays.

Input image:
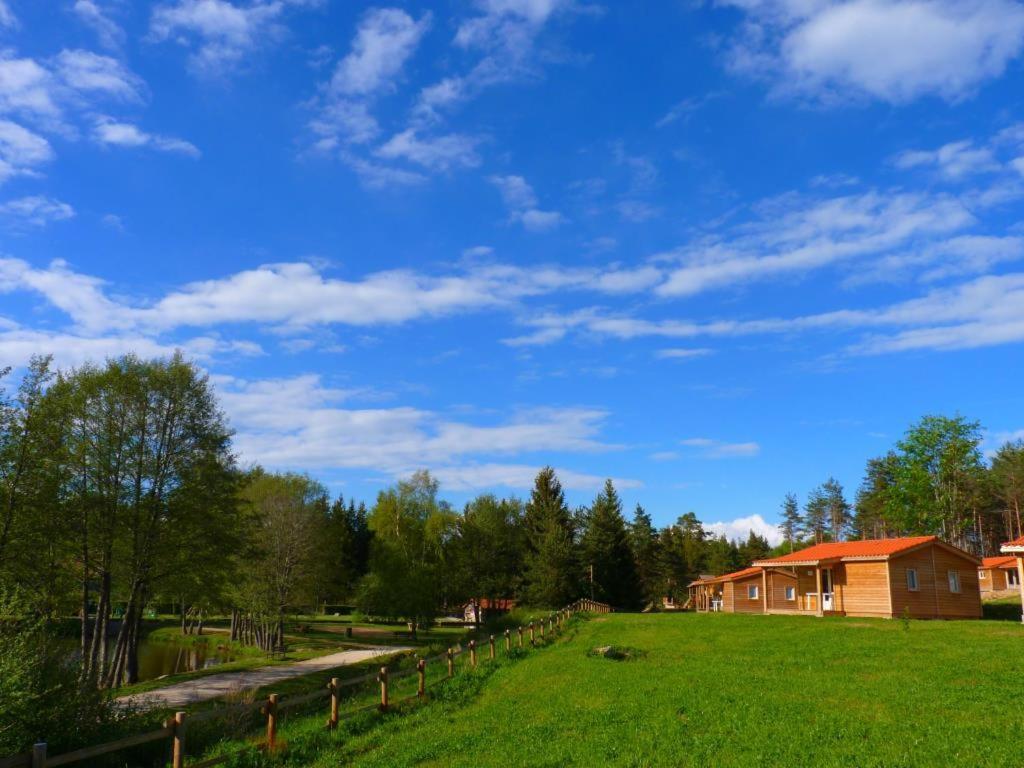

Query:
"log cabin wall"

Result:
[[889, 545, 982, 619], [838, 561, 892, 617]]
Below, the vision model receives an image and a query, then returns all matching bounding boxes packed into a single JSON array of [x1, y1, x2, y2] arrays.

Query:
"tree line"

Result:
[[776, 414, 1024, 555], [5, 354, 1021, 694], [0, 354, 725, 691]]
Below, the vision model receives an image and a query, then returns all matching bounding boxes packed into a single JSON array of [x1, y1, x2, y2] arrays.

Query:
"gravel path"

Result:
[[118, 646, 413, 711]]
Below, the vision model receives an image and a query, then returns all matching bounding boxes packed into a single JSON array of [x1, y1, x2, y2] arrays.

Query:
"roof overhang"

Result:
[[1001, 545, 1024, 555], [753, 557, 841, 567]]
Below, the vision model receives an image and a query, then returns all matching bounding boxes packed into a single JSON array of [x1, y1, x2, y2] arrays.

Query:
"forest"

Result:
[[2, 353, 1023, 698]]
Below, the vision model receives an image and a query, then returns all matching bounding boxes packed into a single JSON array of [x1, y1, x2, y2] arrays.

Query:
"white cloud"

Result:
[[720, 0, 1024, 103], [150, 0, 315, 76], [489, 174, 563, 231], [706, 513, 783, 546], [376, 129, 481, 171], [340, 153, 427, 188], [329, 8, 430, 96], [655, 190, 974, 297], [432, 463, 642, 492], [649, 450, 680, 461], [413, 0, 578, 122], [0, 120, 53, 183], [72, 1, 126, 50], [54, 49, 143, 101], [93, 117, 200, 157], [893, 139, 1001, 179], [0, 257, 669, 338], [216, 373, 629, 488], [0, 326, 261, 371], [0, 55, 61, 121], [0, 196, 75, 227], [0, 1, 16, 28], [655, 348, 712, 360], [681, 437, 761, 458]]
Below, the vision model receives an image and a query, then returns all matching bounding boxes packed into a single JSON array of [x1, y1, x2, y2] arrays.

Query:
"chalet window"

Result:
[[906, 568, 919, 591], [785, 586, 795, 601], [947, 570, 961, 593], [747, 585, 759, 600]]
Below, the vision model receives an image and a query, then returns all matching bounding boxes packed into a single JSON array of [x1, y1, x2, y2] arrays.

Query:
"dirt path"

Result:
[[119, 646, 413, 711]]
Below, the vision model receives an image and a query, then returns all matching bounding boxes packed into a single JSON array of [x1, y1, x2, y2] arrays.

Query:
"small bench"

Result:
[[269, 643, 288, 659]]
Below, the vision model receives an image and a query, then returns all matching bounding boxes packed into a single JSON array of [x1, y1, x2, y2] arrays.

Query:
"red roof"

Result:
[[981, 556, 1017, 570], [754, 536, 942, 566], [1001, 535, 1024, 551], [466, 598, 516, 611], [691, 566, 762, 586]]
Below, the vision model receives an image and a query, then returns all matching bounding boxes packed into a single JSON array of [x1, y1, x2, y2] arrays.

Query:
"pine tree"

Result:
[[522, 467, 579, 607], [737, 530, 771, 564], [804, 485, 829, 543], [705, 535, 739, 575], [823, 477, 852, 541], [780, 493, 802, 552], [628, 504, 661, 607], [580, 479, 641, 609]]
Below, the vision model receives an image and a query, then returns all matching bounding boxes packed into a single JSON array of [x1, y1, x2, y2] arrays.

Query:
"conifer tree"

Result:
[[522, 467, 579, 607], [629, 504, 661, 607], [580, 479, 641, 608], [780, 493, 802, 552]]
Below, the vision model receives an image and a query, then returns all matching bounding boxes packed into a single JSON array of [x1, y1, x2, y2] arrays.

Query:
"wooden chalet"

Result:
[[753, 536, 982, 619], [463, 598, 516, 623], [978, 556, 1021, 597], [689, 567, 798, 613], [999, 536, 1024, 623]]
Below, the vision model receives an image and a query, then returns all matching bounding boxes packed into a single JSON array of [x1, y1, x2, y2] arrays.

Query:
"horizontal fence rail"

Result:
[[5, 600, 598, 768]]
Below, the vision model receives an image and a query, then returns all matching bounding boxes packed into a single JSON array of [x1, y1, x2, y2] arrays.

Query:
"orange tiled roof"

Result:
[[466, 598, 517, 610], [753, 536, 939, 566], [981, 556, 1017, 570], [699, 566, 763, 584], [1002, 535, 1024, 551]]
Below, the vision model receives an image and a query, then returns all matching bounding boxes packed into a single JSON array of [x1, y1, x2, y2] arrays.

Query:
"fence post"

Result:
[[265, 694, 278, 752], [529, 622, 535, 645], [417, 658, 426, 697], [504, 628, 511, 651], [328, 677, 339, 730], [540, 619, 546, 639], [169, 711, 186, 768], [489, 634, 495, 660], [447, 647, 454, 677], [379, 666, 389, 711], [31, 743, 46, 768], [469, 639, 477, 668]]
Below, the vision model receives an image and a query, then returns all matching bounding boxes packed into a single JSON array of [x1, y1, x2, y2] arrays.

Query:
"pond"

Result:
[[66, 636, 239, 682]]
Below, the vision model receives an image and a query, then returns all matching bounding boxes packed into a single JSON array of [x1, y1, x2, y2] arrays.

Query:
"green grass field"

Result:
[[225, 612, 1024, 768]]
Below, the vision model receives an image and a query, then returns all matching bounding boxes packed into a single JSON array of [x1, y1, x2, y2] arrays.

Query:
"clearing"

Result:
[[260, 612, 1024, 767]]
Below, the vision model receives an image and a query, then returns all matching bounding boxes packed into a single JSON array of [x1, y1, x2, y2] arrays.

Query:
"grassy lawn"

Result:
[[225, 612, 1024, 768]]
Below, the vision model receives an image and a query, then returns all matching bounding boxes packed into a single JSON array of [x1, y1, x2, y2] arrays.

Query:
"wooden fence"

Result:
[[2, 600, 609, 768]]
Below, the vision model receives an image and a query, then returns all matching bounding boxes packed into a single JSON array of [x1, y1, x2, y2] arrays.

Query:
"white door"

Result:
[[821, 569, 835, 611]]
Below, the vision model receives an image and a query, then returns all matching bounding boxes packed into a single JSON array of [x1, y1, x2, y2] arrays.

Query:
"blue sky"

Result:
[[2, 0, 1024, 542]]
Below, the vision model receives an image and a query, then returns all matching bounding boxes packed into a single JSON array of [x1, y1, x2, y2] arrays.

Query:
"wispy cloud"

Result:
[[149, 0, 318, 77], [93, 117, 200, 157], [681, 437, 761, 459], [0, 195, 75, 228], [72, 1, 126, 50], [489, 174, 564, 231]]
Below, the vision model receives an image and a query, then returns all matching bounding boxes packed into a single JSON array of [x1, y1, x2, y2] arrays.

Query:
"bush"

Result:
[[0, 596, 140, 756]]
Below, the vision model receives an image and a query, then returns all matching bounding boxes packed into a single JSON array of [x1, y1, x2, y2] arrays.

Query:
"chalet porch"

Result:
[[688, 580, 724, 612], [758, 562, 843, 617]]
